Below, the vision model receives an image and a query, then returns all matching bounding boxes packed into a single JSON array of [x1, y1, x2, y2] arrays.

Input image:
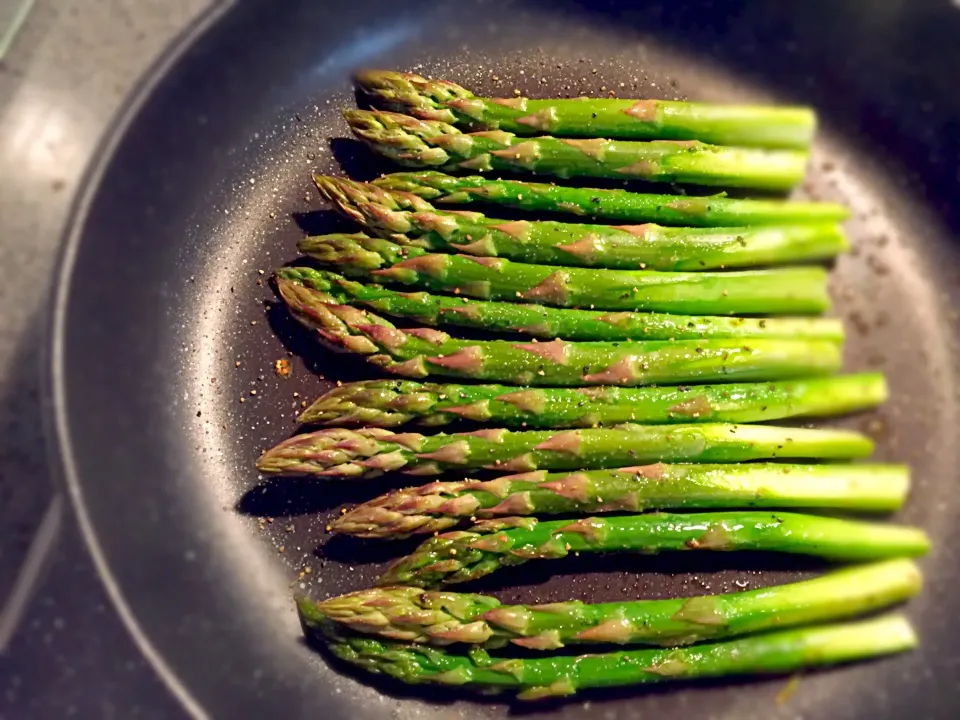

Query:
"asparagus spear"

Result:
[[346, 109, 808, 191], [303, 559, 921, 648], [331, 463, 910, 538], [316, 614, 916, 698], [314, 175, 847, 271], [374, 172, 850, 226], [277, 278, 841, 386], [299, 233, 832, 315], [355, 70, 816, 149], [279, 267, 845, 343], [255, 425, 874, 479], [378, 512, 929, 588], [298, 375, 886, 428]]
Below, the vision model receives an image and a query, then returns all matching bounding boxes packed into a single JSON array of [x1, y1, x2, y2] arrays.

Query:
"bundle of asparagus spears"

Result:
[[255, 69, 927, 701]]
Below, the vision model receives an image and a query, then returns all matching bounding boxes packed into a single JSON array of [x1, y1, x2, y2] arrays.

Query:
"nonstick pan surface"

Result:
[[49, 1, 960, 718]]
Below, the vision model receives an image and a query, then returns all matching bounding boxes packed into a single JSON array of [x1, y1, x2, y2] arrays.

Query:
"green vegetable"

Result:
[[315, 613, 916, 699], [314, 175, 847, 271], [303, 559, 920, 647], [354, 70, 816, 149], [255, 424, 874, 479], [299, 233, 831, 315], [378, 512, 929, 588], [346, 109, 808, 191], [331, 463, 910, 538], [279, 267, 844, 343], [374, 171, 850, 226], [298, 375, 886, 428], [276, 278, 841, 386]]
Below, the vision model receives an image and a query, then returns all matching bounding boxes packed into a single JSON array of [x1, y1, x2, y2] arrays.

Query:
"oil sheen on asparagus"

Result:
[[304, 559, 920, 648], [346, 109, 809, 191], [378, 512, 929, 588], [330, 463, 910, 538], [299, 233, 831, 315], [374, 171, 849, 226], [354, 70, 816, 149], [316, 615, 916, 699], [277, 277, 841, 386], [298, 375, 884, 428], [256, 424, 874, 479], [314, 175, 847, 271]]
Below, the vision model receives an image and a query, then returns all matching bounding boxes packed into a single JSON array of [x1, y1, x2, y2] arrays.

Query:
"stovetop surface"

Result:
[[0, 2, 209, 717]]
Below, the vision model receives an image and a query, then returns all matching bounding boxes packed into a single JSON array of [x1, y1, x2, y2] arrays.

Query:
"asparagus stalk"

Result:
[[277, 279, 841, 386], [331, 463, 910, 538], [255, 425, 874, 479], [355, 70, 816, 149], [299, 233, 831, 315], [314, 175, 847, 271], [316, 614, 916, 698], [303, 559, 921, 648], [374, 172, 850, 226], [279, 267, 845, 343], [378, 513, 929, 588], [298, 375, 886, 428], [346, 109, 808, 191]]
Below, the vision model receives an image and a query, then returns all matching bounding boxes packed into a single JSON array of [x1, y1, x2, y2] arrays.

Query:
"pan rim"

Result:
[[43, 2, 238, 719]]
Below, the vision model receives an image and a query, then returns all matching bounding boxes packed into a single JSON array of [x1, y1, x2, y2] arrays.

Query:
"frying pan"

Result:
[[48, 0, 960, 718]]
